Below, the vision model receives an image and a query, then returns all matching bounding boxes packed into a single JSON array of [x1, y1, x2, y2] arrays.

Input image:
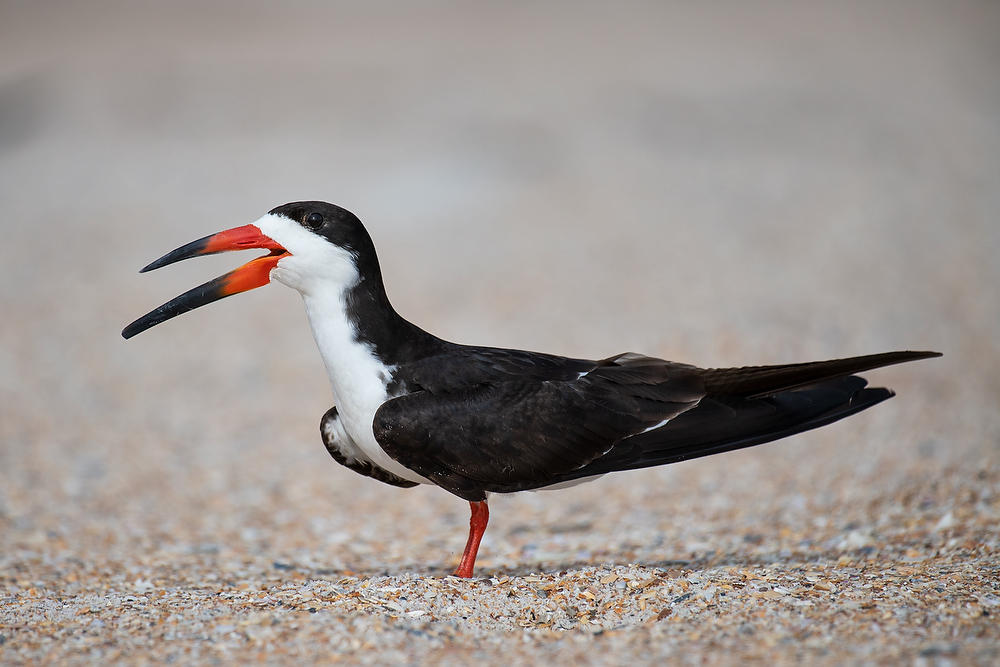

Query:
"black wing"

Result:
[[373, 351, 705, 500], [374, 348, 938, 497]]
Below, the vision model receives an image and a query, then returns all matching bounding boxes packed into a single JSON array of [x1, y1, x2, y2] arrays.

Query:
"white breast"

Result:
[[301, 289, 431, 486]]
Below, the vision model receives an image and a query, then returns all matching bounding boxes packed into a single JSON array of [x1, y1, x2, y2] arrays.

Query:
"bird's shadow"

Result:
[[290, 544, 870, 582], [447, 549, 852, 580]]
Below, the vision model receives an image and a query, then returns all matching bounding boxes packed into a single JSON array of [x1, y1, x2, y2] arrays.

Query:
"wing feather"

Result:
[[373, 352, 704, 500]]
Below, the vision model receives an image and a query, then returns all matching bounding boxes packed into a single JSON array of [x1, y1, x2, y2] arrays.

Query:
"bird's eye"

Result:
[[304, 212, 324, 229]]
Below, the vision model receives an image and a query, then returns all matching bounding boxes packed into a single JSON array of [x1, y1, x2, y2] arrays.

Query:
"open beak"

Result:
[[122, 224, 288, 339]]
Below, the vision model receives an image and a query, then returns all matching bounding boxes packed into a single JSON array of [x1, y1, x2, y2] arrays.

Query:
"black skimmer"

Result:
[[123, 201, 940, 578]]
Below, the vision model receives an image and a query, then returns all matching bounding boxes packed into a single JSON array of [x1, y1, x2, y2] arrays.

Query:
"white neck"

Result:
[[299, 286, 430, 484], [301, 285, 392, 411]]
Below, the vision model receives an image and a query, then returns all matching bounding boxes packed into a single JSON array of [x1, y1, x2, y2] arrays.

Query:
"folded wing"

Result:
[[373, 352, 705, 500]]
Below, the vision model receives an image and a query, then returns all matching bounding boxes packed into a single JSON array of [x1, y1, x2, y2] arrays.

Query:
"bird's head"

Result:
[[122, 201, 376, 339]]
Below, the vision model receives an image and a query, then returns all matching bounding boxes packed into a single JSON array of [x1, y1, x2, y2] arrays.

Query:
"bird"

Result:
[[122, 201, 940, 578]]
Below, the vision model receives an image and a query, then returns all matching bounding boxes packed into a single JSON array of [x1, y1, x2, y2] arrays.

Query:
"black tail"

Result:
[[701, 350, 941, 398], [555, 350, 940, 482]]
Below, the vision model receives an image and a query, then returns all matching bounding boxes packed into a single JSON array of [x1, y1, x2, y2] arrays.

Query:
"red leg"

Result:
[[453, 500, 489, 578]]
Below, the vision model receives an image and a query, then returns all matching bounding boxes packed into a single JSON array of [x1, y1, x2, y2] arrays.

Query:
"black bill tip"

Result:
[[139, 235, 212, 273], [122, 277, 227, 339]]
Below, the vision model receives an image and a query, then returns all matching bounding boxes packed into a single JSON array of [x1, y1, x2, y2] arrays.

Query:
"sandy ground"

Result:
[[1, 1, 998, 663]]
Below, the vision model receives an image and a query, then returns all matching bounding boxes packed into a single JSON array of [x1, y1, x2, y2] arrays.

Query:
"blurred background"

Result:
[[1, 0, 997, 577]]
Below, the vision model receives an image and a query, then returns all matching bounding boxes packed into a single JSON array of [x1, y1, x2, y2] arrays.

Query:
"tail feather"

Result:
[[702, 350, 940, 398]]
